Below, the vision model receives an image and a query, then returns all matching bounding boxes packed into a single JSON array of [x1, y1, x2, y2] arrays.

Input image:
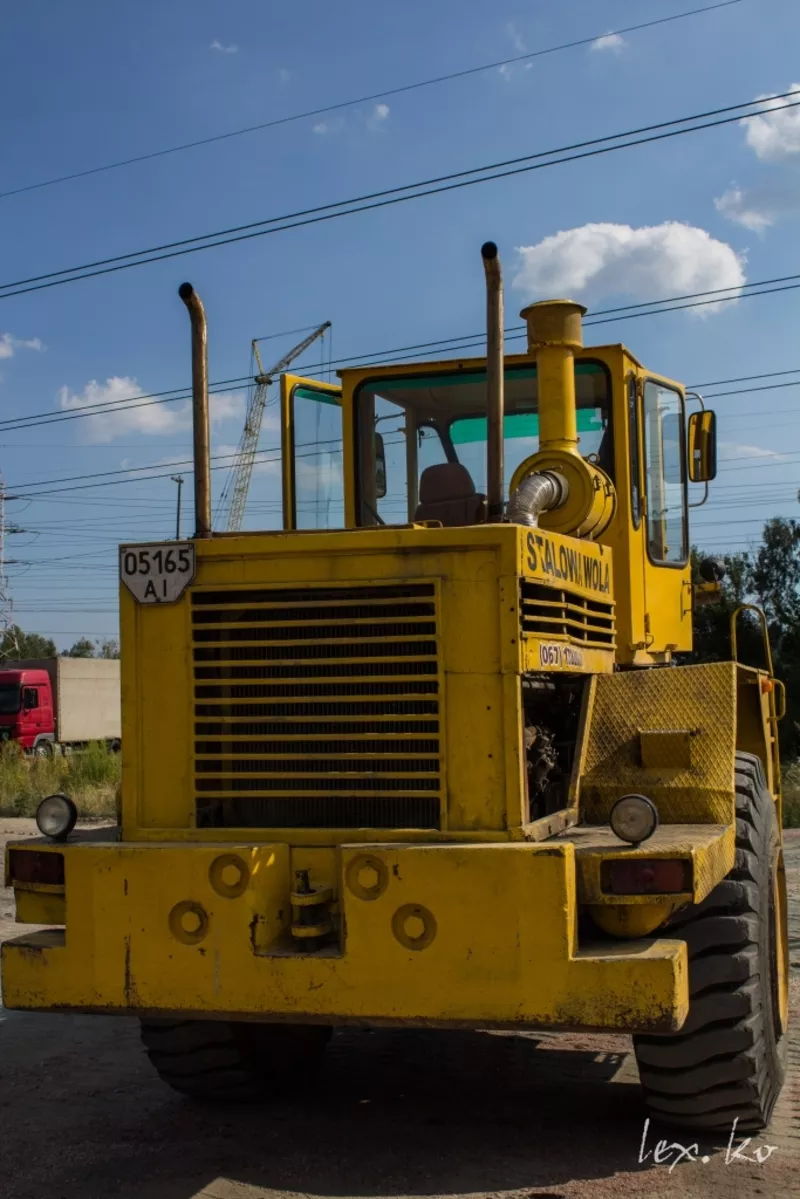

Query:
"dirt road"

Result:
[[1, 819, 797, 1199]]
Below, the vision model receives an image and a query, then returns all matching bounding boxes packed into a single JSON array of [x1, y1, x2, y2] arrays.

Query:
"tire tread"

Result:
[[633, 751, 786, 1132]]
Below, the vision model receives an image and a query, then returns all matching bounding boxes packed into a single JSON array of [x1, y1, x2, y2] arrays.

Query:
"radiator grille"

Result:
[[192, 582, 442, 829], [520, 580, 616, 650]]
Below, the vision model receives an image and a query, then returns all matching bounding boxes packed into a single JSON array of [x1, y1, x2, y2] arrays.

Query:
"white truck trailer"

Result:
[[0, 657, 121, 755]]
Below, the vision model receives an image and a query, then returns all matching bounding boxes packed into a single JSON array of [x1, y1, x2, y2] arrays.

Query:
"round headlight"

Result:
[[610, 794, 659, 846], [36, 793, 78, 841]]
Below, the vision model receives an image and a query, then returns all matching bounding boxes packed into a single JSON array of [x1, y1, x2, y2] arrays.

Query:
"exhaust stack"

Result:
[[520, 299, 586, 455], [507, 297, 615, 539], [179, 283, 212, 539], [481, 242, 505, 522]]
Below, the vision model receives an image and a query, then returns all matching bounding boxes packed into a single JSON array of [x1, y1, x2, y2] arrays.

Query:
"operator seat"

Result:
[[414, 463, 486, 527]]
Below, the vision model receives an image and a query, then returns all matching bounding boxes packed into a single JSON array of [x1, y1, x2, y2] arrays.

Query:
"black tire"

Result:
[[32, 740, 55, 759], [633, 752, 788, 1132], [140, 1018, 332, 1101]]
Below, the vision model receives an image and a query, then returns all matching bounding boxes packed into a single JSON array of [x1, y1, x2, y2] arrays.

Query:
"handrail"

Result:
[[730, 603, 775, 676]]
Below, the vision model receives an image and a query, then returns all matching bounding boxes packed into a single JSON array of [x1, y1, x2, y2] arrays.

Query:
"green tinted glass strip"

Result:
[[451, 408, 604, 445], [294, 386, 341, 406]]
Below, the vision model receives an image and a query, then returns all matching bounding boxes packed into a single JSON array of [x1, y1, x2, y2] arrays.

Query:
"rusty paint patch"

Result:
[[123, 935, 132, 1005], [248, 912, 264, 952]]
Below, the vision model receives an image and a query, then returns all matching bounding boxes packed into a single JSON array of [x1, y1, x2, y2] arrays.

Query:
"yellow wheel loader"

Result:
[[2, 245, 788, 1130]]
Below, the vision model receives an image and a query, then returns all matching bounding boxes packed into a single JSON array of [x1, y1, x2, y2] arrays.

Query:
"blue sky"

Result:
[[1, 0, 799, 647]]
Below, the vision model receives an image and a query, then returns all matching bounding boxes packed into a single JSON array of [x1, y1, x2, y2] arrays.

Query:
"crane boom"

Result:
[[220, 321, 331, 532]]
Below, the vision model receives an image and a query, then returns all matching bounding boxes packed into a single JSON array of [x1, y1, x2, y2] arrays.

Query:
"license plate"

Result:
[[120, 542, 196, 604]]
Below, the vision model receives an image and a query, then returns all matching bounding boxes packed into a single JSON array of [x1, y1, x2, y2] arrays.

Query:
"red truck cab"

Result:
[[0, 669, 55, 754]]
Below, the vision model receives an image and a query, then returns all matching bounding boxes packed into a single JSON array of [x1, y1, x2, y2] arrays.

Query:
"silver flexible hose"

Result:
[[507, 470, 568, 526]]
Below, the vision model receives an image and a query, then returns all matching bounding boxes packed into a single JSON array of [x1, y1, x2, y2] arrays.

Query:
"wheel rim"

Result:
[[772, 846, 789, 1037]]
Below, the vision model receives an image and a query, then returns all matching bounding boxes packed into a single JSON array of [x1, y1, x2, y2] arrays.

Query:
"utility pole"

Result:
[[171, 475, 184, 540], [0, 475, 18, 654], [0, 476, 12, 634]]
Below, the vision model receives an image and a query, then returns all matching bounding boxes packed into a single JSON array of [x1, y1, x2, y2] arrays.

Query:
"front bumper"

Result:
[[2, 837, 690, 1032]]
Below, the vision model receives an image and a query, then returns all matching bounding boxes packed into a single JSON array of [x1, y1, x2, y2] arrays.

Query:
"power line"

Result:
[[0, 1, 746, 204], [691, 367, 800, 389], [5, 276, 800, 443], [8, 435, 371, 499], [2, 86, 797, 302], [6, 443, 280, 493], [0, 380, 248, 434]]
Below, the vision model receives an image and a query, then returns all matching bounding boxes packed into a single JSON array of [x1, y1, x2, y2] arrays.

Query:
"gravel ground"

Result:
[[0, 818, 797, 1199]]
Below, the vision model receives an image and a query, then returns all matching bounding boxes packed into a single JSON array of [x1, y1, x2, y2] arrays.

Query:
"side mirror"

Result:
[[375, 432, 387, 499], [688, 409, 717, 483]]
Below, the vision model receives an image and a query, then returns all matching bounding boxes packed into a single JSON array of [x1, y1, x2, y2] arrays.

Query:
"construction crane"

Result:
[[217, 321, 331, 531]]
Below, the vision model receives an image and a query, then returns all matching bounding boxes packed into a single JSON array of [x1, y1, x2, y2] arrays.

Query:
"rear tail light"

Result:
[[8, 849, 65, 887], [601, 858, 691, 895]]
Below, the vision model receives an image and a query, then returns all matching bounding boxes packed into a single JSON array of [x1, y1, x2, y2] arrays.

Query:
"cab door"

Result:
[[280, 374, 343, 530], [641, 378, 692, 654]]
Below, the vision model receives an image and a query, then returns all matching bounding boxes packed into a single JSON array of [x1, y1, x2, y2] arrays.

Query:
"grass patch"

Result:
[[2, 740, 798, 828], [781, 760, 800, 828], [0, 741, 119, 818]]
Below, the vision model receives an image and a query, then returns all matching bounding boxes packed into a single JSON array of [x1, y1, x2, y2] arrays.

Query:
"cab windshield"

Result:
[[355, 361, 611, 525]]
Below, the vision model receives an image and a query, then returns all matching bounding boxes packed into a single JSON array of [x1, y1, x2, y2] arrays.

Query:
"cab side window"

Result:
[[22, 687, 39, 710], [643, 382, 687, 564], [291, 386, 344, 529]]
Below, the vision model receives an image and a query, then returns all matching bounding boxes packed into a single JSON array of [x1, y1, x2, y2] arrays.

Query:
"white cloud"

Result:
[[507, 22, 526, 53], [715, 186, 773, 232], [715, 180, 800, 232], [498, 63, 512, 82], [741, 84, 800, 161], [210, 39, 238, 54], [719, 442, 782, 460], [512, 222, 745, 313], [312, 117, 345, 135], [278, 67, 291, 84], [0, 333, 43, 360], [367, 103, 390, 130], [58, 377, 245, 443], [297, 456, 342, 493], [591, 33, 626, 53], [209, 391, 248, 425]]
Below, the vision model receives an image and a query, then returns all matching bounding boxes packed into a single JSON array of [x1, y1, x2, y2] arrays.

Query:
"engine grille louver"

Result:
[[192, 582, 442, 830]]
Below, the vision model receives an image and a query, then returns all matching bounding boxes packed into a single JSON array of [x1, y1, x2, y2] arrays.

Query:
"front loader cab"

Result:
[[280, 333, 717, 666], [281, 358, 612, 528]]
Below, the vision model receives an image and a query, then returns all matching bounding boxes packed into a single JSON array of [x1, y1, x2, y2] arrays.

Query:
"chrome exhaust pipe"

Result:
[[179, 283, 211, 539]]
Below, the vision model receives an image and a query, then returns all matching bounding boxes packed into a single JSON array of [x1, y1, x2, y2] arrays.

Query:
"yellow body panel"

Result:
[[1, 837, 687, 1032], [119, 526, 614, 842], [581, 662, 739, 825]]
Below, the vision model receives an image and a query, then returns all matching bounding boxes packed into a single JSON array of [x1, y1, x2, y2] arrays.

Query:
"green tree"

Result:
[[66, 637, 96, 658], [751, 518, 800, 631], [98, 638, 120, 659], [689, 548, 761, 666], [691, 518, 800, 758], [0, 626, 57, 661]]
